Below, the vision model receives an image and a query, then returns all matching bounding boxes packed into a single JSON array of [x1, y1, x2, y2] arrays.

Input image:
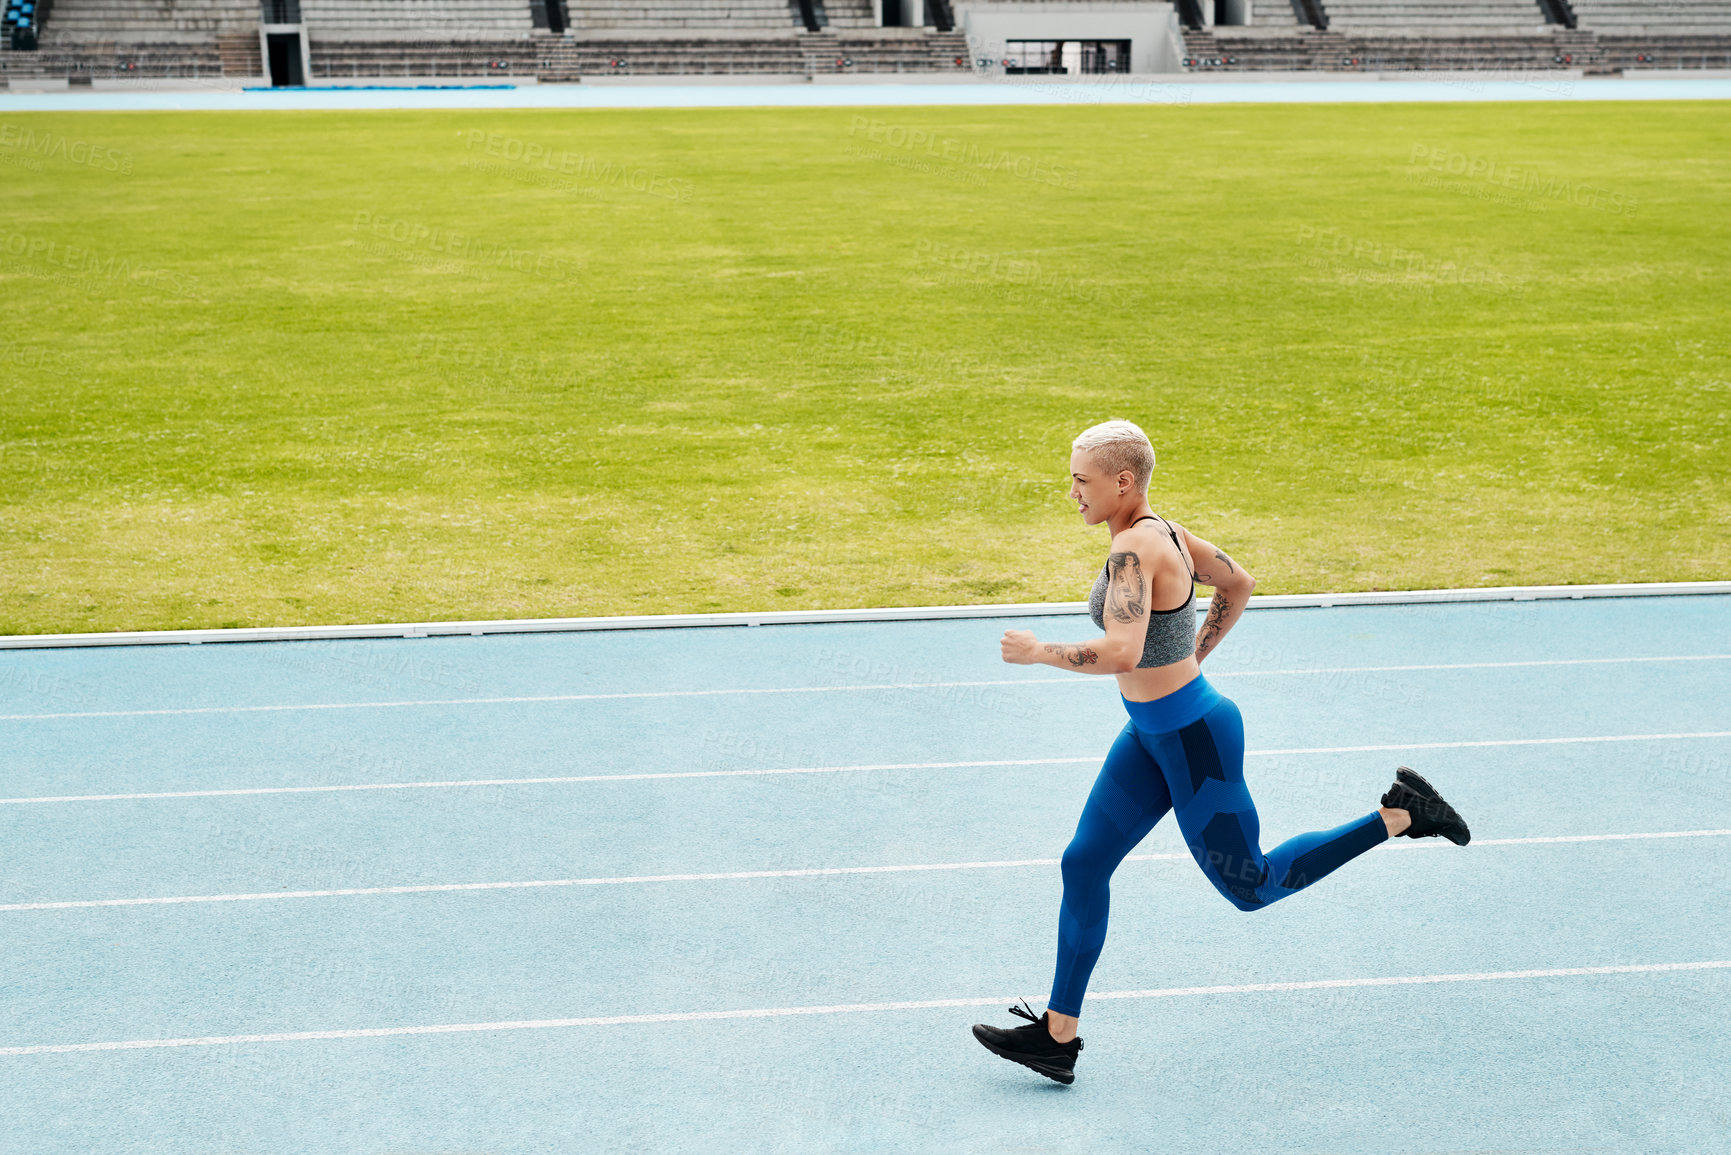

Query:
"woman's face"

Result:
[[1068, 449, 1126, 527]]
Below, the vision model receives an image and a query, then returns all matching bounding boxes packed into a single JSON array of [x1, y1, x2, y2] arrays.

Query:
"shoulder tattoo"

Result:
[[1106, 550, 1146, 623]]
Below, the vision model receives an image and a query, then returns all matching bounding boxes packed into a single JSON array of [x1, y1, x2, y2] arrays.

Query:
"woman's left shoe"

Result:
[[1382, 766, 1471, 845]]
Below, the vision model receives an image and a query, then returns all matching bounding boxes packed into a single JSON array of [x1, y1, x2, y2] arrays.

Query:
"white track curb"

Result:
[[0, 581, 1726, 651]]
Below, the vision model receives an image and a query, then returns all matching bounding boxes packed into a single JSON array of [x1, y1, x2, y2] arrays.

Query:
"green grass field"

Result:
[[1, 101, 1726, 634]]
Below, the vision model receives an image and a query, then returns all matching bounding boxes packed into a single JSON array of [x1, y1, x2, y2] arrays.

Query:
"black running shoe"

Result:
[[971, 999, 1082, 1085], [1381, 765, 1471, 845]]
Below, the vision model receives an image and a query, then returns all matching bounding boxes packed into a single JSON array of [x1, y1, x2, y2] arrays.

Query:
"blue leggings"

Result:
[[1048, 675, 1388, 1018]]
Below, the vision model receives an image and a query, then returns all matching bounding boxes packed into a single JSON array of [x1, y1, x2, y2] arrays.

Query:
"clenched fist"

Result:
[[1001, 629, 1040, 665]]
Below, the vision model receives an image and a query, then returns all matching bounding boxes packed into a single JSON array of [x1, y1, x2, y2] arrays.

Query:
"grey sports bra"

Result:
[[1088, 514, 1198, 669]]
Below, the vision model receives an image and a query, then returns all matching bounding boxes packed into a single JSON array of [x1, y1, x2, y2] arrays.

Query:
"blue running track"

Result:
[[1, 594, 1728, 1153], [4, 76, 1731, 113]]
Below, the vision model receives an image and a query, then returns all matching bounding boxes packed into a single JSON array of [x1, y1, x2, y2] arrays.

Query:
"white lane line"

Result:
[[1085, 959, 1731, 1004], [1231, 654, 1731, 675], [1, 680, 1077, 721], [0, 853, 1162, 912], [1249, 732, 1731, 756], [1473, 829, 1731, 845], [4, 960, 1726, 1056], [6, 730, 1730, 806], [4, 653, 1728, 722], [4, 830, 1726, 913], [0, 758, 1098, 805]]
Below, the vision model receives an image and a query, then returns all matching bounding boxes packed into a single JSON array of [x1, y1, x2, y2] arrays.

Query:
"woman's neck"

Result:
[[1107, 503, 1157, 536]]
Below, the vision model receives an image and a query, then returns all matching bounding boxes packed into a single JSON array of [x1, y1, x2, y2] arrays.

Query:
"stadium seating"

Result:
[[6, 0, 257, 75], [305, 29, 968, 77], [39, 0, 257, 41], [1184, 24, 1584, 66], [1247, 1, 1308, 30], [570, 0, 805, 33], [4, 0, 44, 51], [1319, 0, 1550, 33], [298, 0, 533, 40], [1572, 0, 1731, 33], [1594, 29, 1731, 64], [564, 0, 916, 34], [0, 0, 1725, 78]]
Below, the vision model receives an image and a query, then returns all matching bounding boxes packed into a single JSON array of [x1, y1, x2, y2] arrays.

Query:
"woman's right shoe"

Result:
[[1382, 766, 1471, 845], [971, 999, 1083, 1085]]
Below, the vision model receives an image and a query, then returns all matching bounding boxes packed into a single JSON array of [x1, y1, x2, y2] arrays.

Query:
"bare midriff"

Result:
[[1117, 653, 1201, 703]]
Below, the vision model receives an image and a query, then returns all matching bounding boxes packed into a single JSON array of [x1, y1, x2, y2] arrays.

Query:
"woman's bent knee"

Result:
[[1204, 875, 1268, 912]]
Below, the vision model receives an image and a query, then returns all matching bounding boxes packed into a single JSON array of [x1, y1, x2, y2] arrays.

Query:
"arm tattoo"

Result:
[[1105, 551, 1146, 623], [1043, 642, 1099, 668], [1196, 590, 1232, 661], [1194, 549, 1237, 586]]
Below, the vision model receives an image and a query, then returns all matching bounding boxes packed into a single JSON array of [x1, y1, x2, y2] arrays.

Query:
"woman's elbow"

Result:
[[1104, 644, 1140, 674], [1208, 575, 1255, 601]]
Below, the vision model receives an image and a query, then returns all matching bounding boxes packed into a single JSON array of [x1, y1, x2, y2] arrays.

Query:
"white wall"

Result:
[[955, 2, 1184, 75]]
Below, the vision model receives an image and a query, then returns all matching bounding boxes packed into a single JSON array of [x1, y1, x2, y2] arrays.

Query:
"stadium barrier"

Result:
[[1, 583, 1726, 650]]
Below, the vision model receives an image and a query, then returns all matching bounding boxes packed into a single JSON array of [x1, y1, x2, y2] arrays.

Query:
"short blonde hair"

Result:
[[1072, 419, 1155, 492]]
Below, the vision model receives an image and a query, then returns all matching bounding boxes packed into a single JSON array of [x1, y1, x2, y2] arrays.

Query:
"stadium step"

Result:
[[523, 29, 966, 78], [1322, 0, 1556, 35], [1595, 29, 1731, 67], [300, 0, 534, 40], [569, 0, 807, 33], [799, 31, 842, 72], [41, 0, 258, 43], [2, 38, 228, 77], [1181, 24, 1627, 69], [216, 30, 261, 76], [1572, 0, 1731, 33]]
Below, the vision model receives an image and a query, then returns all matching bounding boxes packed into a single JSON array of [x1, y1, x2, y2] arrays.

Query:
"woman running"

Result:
[[971, 419, 1470, 1085]]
